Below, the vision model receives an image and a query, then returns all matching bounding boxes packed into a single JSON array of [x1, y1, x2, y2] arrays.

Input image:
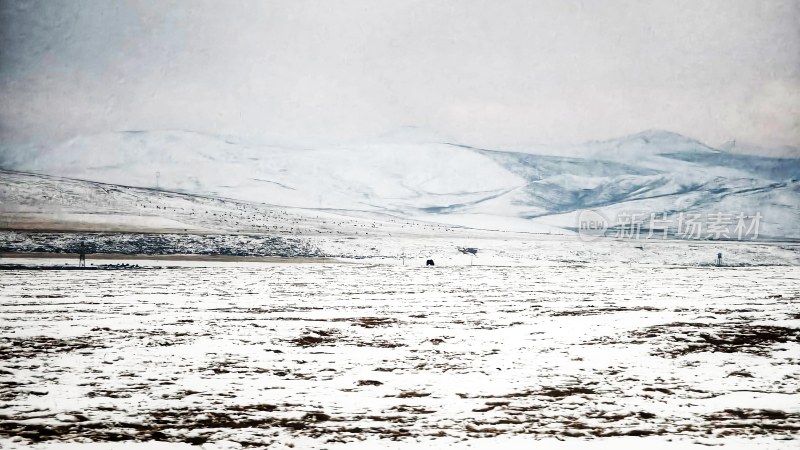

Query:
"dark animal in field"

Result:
[[426, 259, 435, 266]]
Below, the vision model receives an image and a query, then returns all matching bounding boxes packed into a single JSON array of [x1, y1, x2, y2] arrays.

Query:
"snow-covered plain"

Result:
[[0, 252, 798, 449]]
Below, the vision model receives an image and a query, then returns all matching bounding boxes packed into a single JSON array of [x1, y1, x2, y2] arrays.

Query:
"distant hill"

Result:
[[3, 129, 798, 238]]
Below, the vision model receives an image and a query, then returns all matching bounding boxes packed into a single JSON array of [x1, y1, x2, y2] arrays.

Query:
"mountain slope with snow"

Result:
[[3, 129, 799, 238]]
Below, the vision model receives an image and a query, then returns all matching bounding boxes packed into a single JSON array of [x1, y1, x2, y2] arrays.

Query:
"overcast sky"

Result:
[[1, 0, 798, 152]]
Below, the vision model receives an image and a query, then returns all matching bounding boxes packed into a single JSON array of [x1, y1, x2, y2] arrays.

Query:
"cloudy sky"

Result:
[[1, 0, 798, 152]]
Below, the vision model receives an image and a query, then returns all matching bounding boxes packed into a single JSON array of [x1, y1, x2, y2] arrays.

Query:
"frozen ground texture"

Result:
[[0, 259, 798, 448], [0, 232, 322, 258]]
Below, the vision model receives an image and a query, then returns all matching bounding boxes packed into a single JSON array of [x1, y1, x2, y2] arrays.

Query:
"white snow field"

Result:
[[0, 256, 798, 449], [1, 169, 798, 265]]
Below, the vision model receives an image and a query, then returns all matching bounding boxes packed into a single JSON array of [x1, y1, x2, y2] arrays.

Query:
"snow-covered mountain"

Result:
[[3, 129, 799, 238]]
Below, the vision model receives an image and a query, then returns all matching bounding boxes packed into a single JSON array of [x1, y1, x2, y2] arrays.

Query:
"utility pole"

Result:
[[156, 171, 160, 189]]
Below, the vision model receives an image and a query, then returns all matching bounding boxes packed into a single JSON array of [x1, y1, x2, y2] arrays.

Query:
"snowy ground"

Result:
[[1, 252, 798, 449]]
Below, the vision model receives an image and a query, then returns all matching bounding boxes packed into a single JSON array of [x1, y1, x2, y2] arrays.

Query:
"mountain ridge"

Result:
[[2, 129, 798, 238]]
